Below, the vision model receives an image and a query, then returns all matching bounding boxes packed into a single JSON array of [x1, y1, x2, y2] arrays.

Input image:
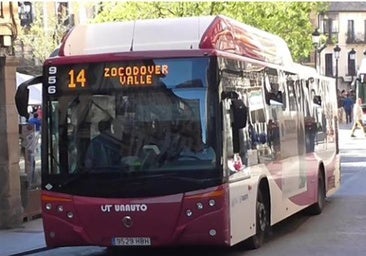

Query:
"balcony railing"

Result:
[[346, 33, 366, 44]]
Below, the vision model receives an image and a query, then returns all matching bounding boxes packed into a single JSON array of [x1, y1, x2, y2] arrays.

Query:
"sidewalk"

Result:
[[0, 218, 46, 256]]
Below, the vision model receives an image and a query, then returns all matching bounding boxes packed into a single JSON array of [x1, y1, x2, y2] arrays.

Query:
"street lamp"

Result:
[[334, 45, 341, 91], [350, 48, 356, 60], [349, 48, 356, 84], [312, 28, 327, 73], [312, 29, 320, 70]]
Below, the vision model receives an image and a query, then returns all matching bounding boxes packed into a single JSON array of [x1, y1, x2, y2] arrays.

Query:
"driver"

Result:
[[177, 121, 215, 161], [85, 120, 121, 169]]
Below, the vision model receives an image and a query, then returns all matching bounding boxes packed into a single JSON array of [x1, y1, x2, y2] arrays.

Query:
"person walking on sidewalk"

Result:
[[343, 93, 354, 124], [28, 112, 41, 132], [350, 98, 366, 137]]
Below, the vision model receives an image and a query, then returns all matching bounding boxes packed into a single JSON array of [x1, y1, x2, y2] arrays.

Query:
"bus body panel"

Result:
[[228, 150, 340, 238], [228, 171, 257, 246], [42, 186, 231, 248], [325, 153, 341, 197], [228, 153, 319, 246]]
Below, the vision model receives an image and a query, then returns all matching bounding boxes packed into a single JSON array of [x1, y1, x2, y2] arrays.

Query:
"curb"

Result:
[[8, 247, 49, 256]]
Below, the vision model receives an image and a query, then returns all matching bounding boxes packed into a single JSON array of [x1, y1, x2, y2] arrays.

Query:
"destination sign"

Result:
[[104, 64, 168, 86], [67, 64, 169, 89]]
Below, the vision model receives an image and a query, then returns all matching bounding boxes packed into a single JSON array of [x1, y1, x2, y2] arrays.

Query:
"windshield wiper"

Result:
[[163, 175, 214, 184], [126, 172, 215, 185], [61, 165, 133, 187]]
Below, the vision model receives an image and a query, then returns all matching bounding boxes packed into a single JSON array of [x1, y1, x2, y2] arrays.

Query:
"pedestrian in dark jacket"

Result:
[[343, 94, 354, 124]]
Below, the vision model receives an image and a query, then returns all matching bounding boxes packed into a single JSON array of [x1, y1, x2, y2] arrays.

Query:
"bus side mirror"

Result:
[[15, 75, 43, 119], [15, 83, 30, 119], [231, 99, 247, 129]]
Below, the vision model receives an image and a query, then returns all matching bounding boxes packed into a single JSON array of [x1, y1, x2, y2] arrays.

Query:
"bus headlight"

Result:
[[196, 202, 204, 210], [186, 209, 193, 217], [208, 199, 216, 207], [57, 205, 64, 212], [66, 212, 74, 219]]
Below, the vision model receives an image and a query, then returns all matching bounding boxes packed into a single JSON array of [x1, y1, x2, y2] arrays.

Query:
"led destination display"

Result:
[[66, 64, 169, 89]]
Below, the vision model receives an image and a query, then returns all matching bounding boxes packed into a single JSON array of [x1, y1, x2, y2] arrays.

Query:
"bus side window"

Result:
[[313, 95, 322, 105], [266, 91, 283, 104]]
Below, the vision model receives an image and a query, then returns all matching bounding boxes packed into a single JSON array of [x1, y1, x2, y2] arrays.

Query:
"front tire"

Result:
[[307, 173, 325, 215], [245, 189, 269, 249]]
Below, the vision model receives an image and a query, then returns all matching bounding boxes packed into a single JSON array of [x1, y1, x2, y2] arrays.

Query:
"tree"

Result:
[[93, 2, 327, 62], [16, 3, 69, 67], [15, 1, 99, 74]]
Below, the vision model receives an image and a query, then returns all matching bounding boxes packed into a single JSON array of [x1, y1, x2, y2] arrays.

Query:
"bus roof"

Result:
[[59, 15, 293, 66]]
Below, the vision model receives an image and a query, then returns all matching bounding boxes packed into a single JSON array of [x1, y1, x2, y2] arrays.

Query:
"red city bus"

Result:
[[15, 15, 340, 250]]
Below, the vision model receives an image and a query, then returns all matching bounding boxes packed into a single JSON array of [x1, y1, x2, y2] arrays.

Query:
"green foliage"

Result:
[[93, 2, 225, 22], [16, 2, 69, 64], [93, 2, 325, 62]]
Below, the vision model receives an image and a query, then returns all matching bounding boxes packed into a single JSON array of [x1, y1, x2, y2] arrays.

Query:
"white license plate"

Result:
[[112, 237, 151, 246]]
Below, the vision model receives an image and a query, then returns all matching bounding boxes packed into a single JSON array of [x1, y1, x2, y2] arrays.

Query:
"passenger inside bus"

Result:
[[84, 119, 122, 169]]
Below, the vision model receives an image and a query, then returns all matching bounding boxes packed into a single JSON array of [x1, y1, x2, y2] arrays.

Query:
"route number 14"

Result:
[[68, 69, 86, 88]]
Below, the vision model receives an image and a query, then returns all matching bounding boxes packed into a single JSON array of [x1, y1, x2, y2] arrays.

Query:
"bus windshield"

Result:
[[45, 57, 219, 196]]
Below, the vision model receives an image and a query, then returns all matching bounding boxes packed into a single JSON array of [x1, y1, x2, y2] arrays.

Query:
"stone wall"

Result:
[[0, 56, 23, 228]]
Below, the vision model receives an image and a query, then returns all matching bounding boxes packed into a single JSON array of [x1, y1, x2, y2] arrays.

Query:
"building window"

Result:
[[0, 3, 3, 18], [18, 2, 33, 27], [323, 18, 333, 44], [348, 50, 356, 76], [321, 17, 338, 44], [57, 2, 69, 25], [57, 2, 74, 28], [325, 53, 333, 77], [347, 20, 355, 43]]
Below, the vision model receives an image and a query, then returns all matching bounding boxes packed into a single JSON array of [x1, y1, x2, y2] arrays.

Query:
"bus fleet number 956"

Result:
[[47, 66, 57, 94]]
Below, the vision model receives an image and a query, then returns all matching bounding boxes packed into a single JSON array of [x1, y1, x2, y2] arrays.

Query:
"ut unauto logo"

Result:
[[100, 204, 148, 212]]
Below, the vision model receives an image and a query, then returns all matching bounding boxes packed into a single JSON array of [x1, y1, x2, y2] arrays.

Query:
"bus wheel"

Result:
[[245, 189, 268, 249], [306, 173, 325, 215]]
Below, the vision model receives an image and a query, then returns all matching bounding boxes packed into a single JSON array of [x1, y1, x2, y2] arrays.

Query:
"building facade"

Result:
[[316, 2, 366, 92], [16, 1, 98, 74], [0, 2, 18, 55], [0, 2, 98, 228]]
